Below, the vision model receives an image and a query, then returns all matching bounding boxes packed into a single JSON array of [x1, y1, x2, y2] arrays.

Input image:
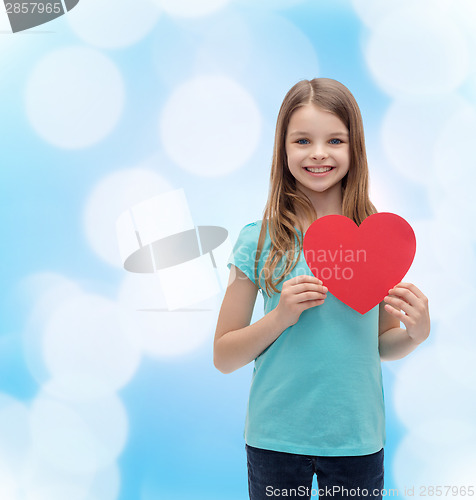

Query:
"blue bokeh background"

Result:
[[1, 0, 475, 498]]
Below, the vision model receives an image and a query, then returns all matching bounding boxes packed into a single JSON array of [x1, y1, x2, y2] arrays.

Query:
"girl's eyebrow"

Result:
[[288, 130, 349, 137]]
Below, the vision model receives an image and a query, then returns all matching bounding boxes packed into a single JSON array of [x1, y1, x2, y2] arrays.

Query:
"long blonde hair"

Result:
[[255, 78, 377, 296]]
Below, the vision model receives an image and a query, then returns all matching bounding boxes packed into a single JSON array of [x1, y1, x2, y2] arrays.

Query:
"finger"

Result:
[[309, 298, 326, 307], [384, 303, 409, 325], [390, 282, 426, 301], [292, 274, 322, 286], [294, 283, 328, 295], [384, 295, 411, 315], [387, 286, 417, 307], [296, 290, 327, 304]]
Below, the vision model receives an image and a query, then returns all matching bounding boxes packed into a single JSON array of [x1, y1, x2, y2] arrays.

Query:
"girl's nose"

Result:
[[311, 148, 328, 160]]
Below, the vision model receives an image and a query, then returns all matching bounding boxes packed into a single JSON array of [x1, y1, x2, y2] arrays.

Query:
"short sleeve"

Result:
[[226, 222, 260, 286]]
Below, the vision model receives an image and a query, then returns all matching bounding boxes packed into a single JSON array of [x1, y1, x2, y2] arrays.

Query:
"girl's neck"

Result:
[[294, 185, 344, 232]]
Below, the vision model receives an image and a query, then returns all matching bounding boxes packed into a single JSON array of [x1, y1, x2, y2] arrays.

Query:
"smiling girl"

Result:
[[214, 78, 430, 500]]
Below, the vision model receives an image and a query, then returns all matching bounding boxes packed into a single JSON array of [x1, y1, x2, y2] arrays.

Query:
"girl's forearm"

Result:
[[213, 308, 289, 374], [378, 327, 423, 361]]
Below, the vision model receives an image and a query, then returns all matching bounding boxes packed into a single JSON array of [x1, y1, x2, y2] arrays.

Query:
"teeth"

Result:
[[306, 167, 332, 173]]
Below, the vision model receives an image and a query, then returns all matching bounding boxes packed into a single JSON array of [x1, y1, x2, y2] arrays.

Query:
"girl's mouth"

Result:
[[303, 166, 335, 176]]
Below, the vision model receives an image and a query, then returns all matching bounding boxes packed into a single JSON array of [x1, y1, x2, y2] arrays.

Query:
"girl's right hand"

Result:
[[275, 275, 327, 329]]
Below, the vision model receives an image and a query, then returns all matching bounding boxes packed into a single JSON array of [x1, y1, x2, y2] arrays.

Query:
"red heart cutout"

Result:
[[303, 213, 416, 314]]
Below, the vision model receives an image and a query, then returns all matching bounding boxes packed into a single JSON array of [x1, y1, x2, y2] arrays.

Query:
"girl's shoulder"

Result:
[[237, 220, 269, 249], [250, 219, 270, 227], [242, 219, 265, 232], [249, 220, 271, 239], [244, 219, 263, 227], [232, 220, 262, 245]]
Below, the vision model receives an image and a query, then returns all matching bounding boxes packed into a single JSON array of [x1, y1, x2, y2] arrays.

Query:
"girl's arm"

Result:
[[378, 282, 431, 361], [213, 266, 288, 374], [214, 267, 327, 373]]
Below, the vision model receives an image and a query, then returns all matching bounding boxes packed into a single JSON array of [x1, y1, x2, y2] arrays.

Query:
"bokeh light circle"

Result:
[[365, 6, 469, 98], [0, 394, 30, 473], [159, 75, 262, 176], [381, 94, 468, 185], [25, 46, 124, 149], [393, 431, 476, 492], [68, 0, 161, 49], [21, 274, 84, 386], [29, 391, 128, 474], [151, 0, 230, 18], [434, 103, 476, 197], [393, 346, 476, 432], [43, 293, 141, 395], [401, 219, 476, 321], [118, 273, 219, 357], [351, 0, 445, 27], [83, 167, 173, 267]]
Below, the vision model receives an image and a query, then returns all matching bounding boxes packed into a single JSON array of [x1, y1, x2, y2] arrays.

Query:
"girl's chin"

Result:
[[297, 179, 344, 194]]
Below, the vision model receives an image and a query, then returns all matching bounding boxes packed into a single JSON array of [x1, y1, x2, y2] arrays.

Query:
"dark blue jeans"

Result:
[[246, 444, 384, 500]]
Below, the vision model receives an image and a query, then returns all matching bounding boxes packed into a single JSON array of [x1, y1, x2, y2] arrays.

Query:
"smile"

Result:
[[303, 166, 335, 176]]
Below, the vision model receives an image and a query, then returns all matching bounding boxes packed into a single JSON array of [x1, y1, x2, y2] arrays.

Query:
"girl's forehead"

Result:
[[288, 105, 347, 131]]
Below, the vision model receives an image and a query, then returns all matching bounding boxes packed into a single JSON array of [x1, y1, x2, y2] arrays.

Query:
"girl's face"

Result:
[[285, 104, 350, 198]]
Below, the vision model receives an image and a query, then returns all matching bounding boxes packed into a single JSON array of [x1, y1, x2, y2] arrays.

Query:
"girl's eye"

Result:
[[329, 138, 342, 144], [297, 139, 309, 144]]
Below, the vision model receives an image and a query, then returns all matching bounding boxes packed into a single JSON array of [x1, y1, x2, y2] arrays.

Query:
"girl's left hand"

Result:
[[384, 282, 430, 344]]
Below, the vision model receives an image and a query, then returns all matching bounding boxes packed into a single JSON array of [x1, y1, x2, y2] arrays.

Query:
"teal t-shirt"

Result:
[[226, 220, 385, 456]]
